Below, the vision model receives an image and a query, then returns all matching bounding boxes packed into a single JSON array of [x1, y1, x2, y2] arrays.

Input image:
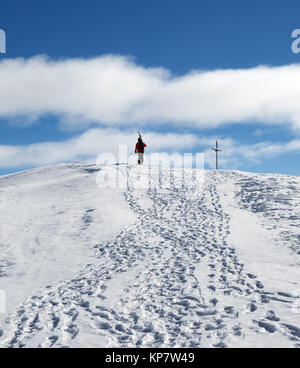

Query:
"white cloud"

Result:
[[212, 139, 300, 169], [0, 128, 199, 169], [1, 55, 300, 130], [0, 127, 299, 171]]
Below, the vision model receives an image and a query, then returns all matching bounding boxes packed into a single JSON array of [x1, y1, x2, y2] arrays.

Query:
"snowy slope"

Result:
[[0, 164, 299, 348], [0, 163, 136, 341]]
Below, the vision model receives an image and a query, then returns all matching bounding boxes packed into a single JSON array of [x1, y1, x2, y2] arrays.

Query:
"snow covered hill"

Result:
[[0, 163, 299, 348]]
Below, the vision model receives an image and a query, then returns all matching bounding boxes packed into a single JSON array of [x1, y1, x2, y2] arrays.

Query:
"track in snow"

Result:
[[0, 166, 299, 348]]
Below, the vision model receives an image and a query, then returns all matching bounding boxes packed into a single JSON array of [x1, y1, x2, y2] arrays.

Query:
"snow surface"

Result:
[[0, 164, 299, 348]]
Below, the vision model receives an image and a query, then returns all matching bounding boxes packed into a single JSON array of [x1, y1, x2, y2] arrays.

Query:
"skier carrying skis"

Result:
[[135, 134, 147, 165]]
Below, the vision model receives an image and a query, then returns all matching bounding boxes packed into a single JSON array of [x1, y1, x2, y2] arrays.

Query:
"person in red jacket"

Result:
[[135, 136, 147, 165]]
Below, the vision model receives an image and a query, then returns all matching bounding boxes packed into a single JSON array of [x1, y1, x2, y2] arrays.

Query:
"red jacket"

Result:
[[135, 142, 147, 153]]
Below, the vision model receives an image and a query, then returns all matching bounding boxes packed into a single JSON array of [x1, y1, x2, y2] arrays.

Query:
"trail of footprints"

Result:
[[0, 168, 299, 347]]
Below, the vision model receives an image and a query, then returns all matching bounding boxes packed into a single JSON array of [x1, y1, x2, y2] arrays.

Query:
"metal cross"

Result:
[[211, 141, 222, 170]]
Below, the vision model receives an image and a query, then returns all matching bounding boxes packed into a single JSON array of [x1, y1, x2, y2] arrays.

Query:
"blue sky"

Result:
[[1, 0, 300, 175]]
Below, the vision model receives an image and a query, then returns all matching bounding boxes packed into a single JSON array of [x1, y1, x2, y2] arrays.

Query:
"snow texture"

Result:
[[0, 164, 299, 348]]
